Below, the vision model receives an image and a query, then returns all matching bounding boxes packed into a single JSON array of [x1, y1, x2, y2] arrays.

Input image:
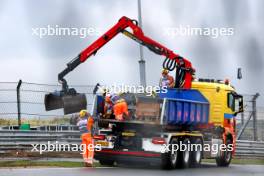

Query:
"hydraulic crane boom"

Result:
[[45, 16, 195, 114]]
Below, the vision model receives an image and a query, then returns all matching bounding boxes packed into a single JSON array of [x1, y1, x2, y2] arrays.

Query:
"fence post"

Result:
[[241, 111, 244, 125], [16, 79, 22, 127], [236, 93, 260, 140], [252, 93, 259, 141]]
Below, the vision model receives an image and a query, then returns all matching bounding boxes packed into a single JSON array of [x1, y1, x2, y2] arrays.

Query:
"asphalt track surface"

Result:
[[0, 163, 263, 176]]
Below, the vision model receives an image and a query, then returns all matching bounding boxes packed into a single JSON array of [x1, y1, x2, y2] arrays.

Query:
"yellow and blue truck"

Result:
[[43, 16, 244, 169], [93, 79, 243, 169]]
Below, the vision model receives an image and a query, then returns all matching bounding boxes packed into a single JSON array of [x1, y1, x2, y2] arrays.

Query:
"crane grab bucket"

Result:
[[44, 90, 87, 115]]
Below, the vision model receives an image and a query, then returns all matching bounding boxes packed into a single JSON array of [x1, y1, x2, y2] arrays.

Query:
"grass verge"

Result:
[[0, 160, 102, 168], [1, 158, 263, 168], [203, 158, 264, 165]]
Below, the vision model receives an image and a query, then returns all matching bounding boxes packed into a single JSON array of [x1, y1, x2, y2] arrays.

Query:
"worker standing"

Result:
[[104, 94, 113, 118], [159, 69, 175, 88], [77, 110, 94, 167], [111, 94, 129, 121]]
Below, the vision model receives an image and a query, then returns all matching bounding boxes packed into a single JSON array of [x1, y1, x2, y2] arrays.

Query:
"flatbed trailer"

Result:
[[94, 118, 216, 169], [93, 81, 243, 169]]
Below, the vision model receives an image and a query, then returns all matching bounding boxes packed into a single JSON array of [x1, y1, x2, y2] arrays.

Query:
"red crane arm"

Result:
[[58, 16, 194, 89]]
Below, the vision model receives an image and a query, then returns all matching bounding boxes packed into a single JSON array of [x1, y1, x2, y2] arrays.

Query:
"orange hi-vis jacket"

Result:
[[87, 116, 94, 133], [160, 75, 175, 88], [81, 115, 94, 165], [113, 99, 128, 121]]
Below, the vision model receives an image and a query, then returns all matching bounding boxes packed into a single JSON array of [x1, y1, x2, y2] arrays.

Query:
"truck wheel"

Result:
[[216, 139, 232, 167], [178, 138, 191, 168], [190, 138, 202, 167], [169, 138, 180, 169], [161, 138, 179, 169], [99, 159, 115, 166]]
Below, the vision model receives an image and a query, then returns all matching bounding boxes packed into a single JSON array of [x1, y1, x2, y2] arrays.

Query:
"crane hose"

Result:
[[162, 57, 186, 88], [162, 57, 176, 71]]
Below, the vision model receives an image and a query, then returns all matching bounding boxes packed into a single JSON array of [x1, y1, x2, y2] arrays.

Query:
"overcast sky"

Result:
[[0, 0, 263, 106]]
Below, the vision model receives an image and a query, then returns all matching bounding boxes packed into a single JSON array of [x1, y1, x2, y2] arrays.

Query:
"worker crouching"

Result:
[[77, 110, 94, 167], [111, 95, 129, 121]]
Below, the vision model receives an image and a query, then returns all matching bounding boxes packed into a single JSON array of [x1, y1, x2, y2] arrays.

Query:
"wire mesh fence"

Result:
[[0, 81, 263, 140], [236, 94, 264, 141], [0, 81, 95, 126]]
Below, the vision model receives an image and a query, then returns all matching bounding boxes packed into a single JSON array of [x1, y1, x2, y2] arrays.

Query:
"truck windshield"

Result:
[[228, 93, 235, 111]]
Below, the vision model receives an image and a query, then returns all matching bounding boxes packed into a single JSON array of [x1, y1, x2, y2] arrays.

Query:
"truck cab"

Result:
[[192, 79, 243, 127], [192, 79, 243, 165]]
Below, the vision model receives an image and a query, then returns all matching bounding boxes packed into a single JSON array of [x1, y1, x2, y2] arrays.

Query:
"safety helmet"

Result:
[[79, 109, 87, 118], [110, 94, 119, 104], [162, 69, 169, 74]]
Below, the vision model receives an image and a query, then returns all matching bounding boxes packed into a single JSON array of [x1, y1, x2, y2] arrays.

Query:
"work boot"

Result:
[[84, 162, 93, 167]]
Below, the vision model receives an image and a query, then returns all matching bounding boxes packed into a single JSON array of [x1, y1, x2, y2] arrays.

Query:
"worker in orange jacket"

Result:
[[104, 94, 113, 118], [77, 110, 94, 167], [159, 69, 175, 88], [111, 94, 129, 121]]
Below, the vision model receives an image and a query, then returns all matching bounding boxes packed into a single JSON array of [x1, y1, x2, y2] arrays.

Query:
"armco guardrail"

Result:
[[1, 125, 79, 131], [0, 130, 263, 158], [0, 130, 81, 153], [235, 140, 264, 158]]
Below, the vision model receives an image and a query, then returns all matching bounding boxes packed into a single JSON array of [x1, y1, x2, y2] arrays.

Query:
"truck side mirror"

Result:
[[234, 95, 243, 116], [237, 68, 242, 79], [228, 92, 243, 115], [238, 96, 243, 112]]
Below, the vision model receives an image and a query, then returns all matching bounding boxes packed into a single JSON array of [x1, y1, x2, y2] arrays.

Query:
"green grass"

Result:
[[0, 160, 102, 168], [1, 158, 263, 168], [203, 158, 264, 165], [0, 117, 72, 126]]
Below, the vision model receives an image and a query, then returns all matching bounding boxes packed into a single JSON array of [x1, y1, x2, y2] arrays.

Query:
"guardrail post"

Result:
[[16, 79, 22, 127], [252, 93, 259, 141]]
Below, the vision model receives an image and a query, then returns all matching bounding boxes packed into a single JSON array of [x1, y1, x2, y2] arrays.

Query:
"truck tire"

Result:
[[216, 139, 232, 167], [178, 138, 191, 168], [190, 137, 202, 167], [99, 159, 115, 166], [161, 138, 180, 169], [169, 138, 180, 169]]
